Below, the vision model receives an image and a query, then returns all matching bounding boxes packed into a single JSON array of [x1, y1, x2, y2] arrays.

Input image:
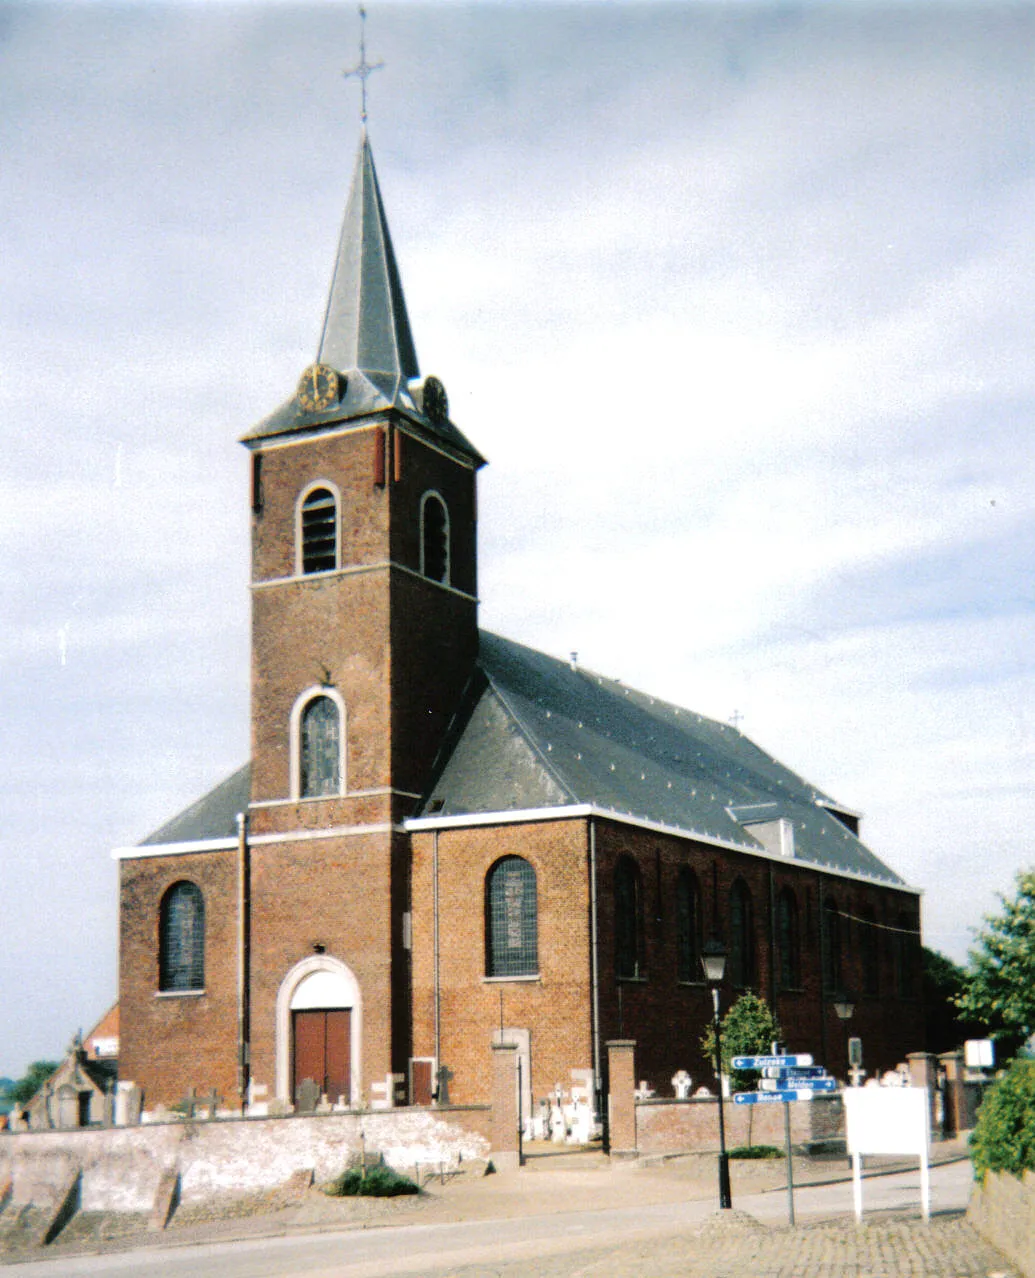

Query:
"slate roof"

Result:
[[240, 135, 484, 466], [139, 763, 250, 846], [135, 634, 907, 889], [418, 632, 908, 888]]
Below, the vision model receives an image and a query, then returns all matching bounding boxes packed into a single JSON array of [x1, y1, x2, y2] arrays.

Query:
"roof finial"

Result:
[[343, 5, 384, 127]]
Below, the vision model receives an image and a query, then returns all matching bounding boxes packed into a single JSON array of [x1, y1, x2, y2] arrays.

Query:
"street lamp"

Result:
[[833, 993, 855, 1083], [701, 938, 732, 1210]]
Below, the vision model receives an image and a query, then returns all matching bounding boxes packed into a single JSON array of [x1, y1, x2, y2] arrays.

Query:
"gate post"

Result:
[[607, 1040, 637, 1158], [491, 1042, 520, 1171]]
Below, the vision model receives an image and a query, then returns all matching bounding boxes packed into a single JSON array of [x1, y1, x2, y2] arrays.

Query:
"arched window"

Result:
[[420, 492, 449, 584], [300, 695, 341, 797], [159, 882, 205, 992], [485, 857, 538, 977], [822, 896, 843, 993], [776, 888, 801, 990], [615, 856, 644, 979], [859, 906, 879, 996], [895, 910, 917, 998], [676, 867, 700, 983], [300, 486, 337, 574], [729, 879, 754, 988]]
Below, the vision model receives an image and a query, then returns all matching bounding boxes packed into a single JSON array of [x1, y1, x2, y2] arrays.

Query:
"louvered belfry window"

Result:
[[159, 882, 205, 992], [486, 857, 538, 977], [421, 493, 448, 583], [301, 695, 341, 797], [301, 488, 337, 573]]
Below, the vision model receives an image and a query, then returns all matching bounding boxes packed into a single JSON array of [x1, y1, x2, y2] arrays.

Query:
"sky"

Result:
[[1, 0, 1033, 1079]]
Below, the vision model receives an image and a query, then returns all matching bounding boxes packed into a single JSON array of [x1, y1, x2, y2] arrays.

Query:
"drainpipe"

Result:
[[236, 811, 251, 1113], [589, 818, 601, 1120], [433, 829, 441, 1069]]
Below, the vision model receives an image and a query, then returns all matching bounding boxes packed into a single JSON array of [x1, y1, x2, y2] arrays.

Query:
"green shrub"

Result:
[[323, 1164, 419, 1197], [970, 1059, 1035, 1180], [728, 1144, 783, 1160]]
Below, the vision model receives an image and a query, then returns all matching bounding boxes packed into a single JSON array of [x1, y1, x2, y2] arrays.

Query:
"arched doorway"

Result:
[[275, 956, 361, 1107]]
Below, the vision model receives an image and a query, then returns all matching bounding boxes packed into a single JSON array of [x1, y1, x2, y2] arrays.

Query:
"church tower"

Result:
[[238, 134, 484, 1102]]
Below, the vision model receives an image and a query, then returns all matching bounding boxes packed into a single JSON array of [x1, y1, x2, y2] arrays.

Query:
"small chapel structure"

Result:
[[115, 131, 923, 1120]]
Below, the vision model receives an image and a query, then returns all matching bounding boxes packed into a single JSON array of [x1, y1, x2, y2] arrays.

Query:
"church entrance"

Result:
[[276, 957, 362, 1109], [292, 1007, 351, 1105]]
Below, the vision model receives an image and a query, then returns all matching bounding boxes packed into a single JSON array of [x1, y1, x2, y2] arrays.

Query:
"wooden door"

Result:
[[411, 1058, 434, 1106], [292, 1008, 351, 1104]]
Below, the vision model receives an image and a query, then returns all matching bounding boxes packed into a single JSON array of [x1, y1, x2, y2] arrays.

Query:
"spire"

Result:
[[317, 134, 419, 387]]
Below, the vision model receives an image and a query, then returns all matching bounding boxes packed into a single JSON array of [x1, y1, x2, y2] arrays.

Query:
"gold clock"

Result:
[[297, 363, 341, 412]]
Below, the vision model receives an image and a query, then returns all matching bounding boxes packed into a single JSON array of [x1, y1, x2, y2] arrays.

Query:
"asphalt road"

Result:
[[5, 1158, 984, 1278]]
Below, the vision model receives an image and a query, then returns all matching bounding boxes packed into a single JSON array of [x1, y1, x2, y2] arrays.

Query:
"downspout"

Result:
[[236, 811, 251, 1112], [433, 828, 441, 1069], [817, 873, 829, 1070], [589, 818, 601, 1119]]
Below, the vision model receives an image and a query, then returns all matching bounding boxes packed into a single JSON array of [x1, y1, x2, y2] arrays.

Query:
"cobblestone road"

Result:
[[431, 1211, 1019, 1278]]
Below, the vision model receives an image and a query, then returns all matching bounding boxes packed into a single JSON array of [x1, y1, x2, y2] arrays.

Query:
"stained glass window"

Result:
[[776, 888, 801, 990], [486, 857, 538, 977], [159, 882, 205, 992], [676, 868, 700, 982], [301, 695, 341, 797], [301, 488, 337, 574], [730, 879, 754, 988], [615, 856, 643, 979]]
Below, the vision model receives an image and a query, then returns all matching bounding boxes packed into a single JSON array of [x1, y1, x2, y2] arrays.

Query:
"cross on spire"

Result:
[[343, 5, 384, 126]]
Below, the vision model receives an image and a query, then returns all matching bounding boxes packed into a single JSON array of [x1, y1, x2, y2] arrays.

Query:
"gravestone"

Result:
[[296, 1078, 320, 1114], [672, 1070, 693, 1099], [434, 1065, 453, 1106]]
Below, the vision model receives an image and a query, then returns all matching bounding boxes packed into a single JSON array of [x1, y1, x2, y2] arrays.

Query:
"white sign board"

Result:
[[964, 1038, 995, 1069], [843, 1087, 931, 1221]]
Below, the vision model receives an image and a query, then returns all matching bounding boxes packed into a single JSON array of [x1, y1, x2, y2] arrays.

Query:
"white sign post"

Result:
[[843, 1087, 931, 1222]]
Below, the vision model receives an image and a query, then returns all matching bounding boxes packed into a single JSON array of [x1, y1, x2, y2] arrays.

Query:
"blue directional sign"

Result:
[[732, 1054, 813, 1071], [759, 1077, 837, 1093], [762, 1065, 825, 1079], [734, 1089, 819, 1105]]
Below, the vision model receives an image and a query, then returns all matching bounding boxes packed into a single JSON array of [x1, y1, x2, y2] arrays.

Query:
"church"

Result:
[[115, 130, 923, 1121]]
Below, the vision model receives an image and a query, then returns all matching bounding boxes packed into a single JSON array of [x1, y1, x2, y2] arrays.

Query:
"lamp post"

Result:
[[701, 939, 732, 1210]]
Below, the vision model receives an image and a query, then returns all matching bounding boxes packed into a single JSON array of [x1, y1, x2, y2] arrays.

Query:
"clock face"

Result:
[[422, 375, 448, 423], [297, 363, 341, 413]]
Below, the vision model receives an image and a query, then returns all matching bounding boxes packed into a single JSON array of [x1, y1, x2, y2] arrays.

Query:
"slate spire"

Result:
[[318, 133, 419, 384]]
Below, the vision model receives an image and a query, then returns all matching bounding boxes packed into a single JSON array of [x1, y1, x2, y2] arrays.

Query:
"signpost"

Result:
[[729, 1049, 838, 1227]]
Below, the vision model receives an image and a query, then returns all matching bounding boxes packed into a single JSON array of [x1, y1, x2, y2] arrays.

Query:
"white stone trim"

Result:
[[289, 685, 347, 800], [250, 558, 478, 602], [275, 954, 362, 1107], [112, 822, 393, 861]]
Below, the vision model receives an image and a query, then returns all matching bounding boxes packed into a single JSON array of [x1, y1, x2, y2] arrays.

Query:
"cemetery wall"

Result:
[[0, 1106, 490, 1214], [635, 1093, 844, 1155], [967, 1169, 1035, 1278]]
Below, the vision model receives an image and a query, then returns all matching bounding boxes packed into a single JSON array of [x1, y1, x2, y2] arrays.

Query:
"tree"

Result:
[[700, 991, 782, 1093], [956, 869, 1035, 1056], [923, 946, 988, 1054], [8, 1061, 59, 1106]]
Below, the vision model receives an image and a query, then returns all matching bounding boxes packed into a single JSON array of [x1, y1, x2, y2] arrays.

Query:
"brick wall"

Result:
[[410, 818, 595, 1107], [118, 849, 239, 1108], [0, 1107, 491, 1214], [636, 1094, 844, 1155]]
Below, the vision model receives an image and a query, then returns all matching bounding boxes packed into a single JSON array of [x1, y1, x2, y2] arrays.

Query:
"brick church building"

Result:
[[115, 133, 923, 1119]]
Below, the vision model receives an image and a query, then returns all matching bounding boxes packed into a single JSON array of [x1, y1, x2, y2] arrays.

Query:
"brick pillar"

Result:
[[607, 1040, 637, 1159], [939, 1051, 966, 1135], [907, 1051, 938, 1133], [490, 1043, 520, 1172]]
